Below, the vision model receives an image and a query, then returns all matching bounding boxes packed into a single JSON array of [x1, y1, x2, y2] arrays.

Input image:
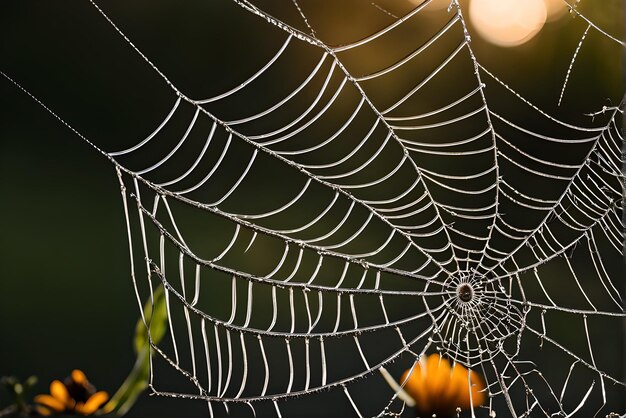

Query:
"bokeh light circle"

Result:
[[543, 0, 569, 21], [469, 0, 547, 47]]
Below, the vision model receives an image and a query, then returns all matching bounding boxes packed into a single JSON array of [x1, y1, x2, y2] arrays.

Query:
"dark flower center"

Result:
[[64, 377, 95, 403]]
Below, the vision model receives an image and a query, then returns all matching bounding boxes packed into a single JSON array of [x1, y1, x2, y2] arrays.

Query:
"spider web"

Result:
[[2, 0, 625, 417]]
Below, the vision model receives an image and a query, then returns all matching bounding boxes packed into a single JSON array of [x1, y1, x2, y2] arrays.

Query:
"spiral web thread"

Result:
[[3, 0, 625, 417]]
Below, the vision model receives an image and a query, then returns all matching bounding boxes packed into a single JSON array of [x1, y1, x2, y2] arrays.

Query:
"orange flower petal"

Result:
[[444, 362, 469, 408], [402, 355, 487, 416], [401, 360, 430, 412], [71, 369, 88, 385], [49, 380, 70, 405], [74, 402, 87, 416], [448, 362, 473, 409], [35, 405, 53, 416], [469, 370, 486, 406], [79, 391, 109, 415], [426, 354, 451, 407], [34, 394, 66, 413]]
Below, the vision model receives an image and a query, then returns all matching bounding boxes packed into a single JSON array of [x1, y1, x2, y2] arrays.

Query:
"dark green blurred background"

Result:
[[1, 0, 624, 417]]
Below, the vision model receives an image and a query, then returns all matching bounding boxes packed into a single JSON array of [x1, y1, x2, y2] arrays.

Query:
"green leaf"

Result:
[[103, 286, 168, 416], [133, 286, 168, 355]]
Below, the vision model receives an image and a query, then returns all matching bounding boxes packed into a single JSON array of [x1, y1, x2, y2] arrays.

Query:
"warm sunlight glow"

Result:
[[543, 0, 569, 21], [469, 0, 547, 47]]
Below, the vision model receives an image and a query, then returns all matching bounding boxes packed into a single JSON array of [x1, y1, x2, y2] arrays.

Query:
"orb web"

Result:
[[2, 0, 625, 417]]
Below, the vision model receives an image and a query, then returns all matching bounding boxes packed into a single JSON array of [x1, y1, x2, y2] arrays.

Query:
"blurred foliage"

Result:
[[103, 286, 167, 416], [1, 376, 37, 417], [0, 286, 167, 417]]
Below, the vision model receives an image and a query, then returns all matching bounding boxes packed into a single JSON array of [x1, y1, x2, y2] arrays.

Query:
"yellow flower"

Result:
[[34, 370, 109, 416], [400, 354, 486, 417]]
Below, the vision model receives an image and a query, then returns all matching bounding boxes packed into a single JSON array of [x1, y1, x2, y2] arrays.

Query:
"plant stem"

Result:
[[0, 404, 18, 417]]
